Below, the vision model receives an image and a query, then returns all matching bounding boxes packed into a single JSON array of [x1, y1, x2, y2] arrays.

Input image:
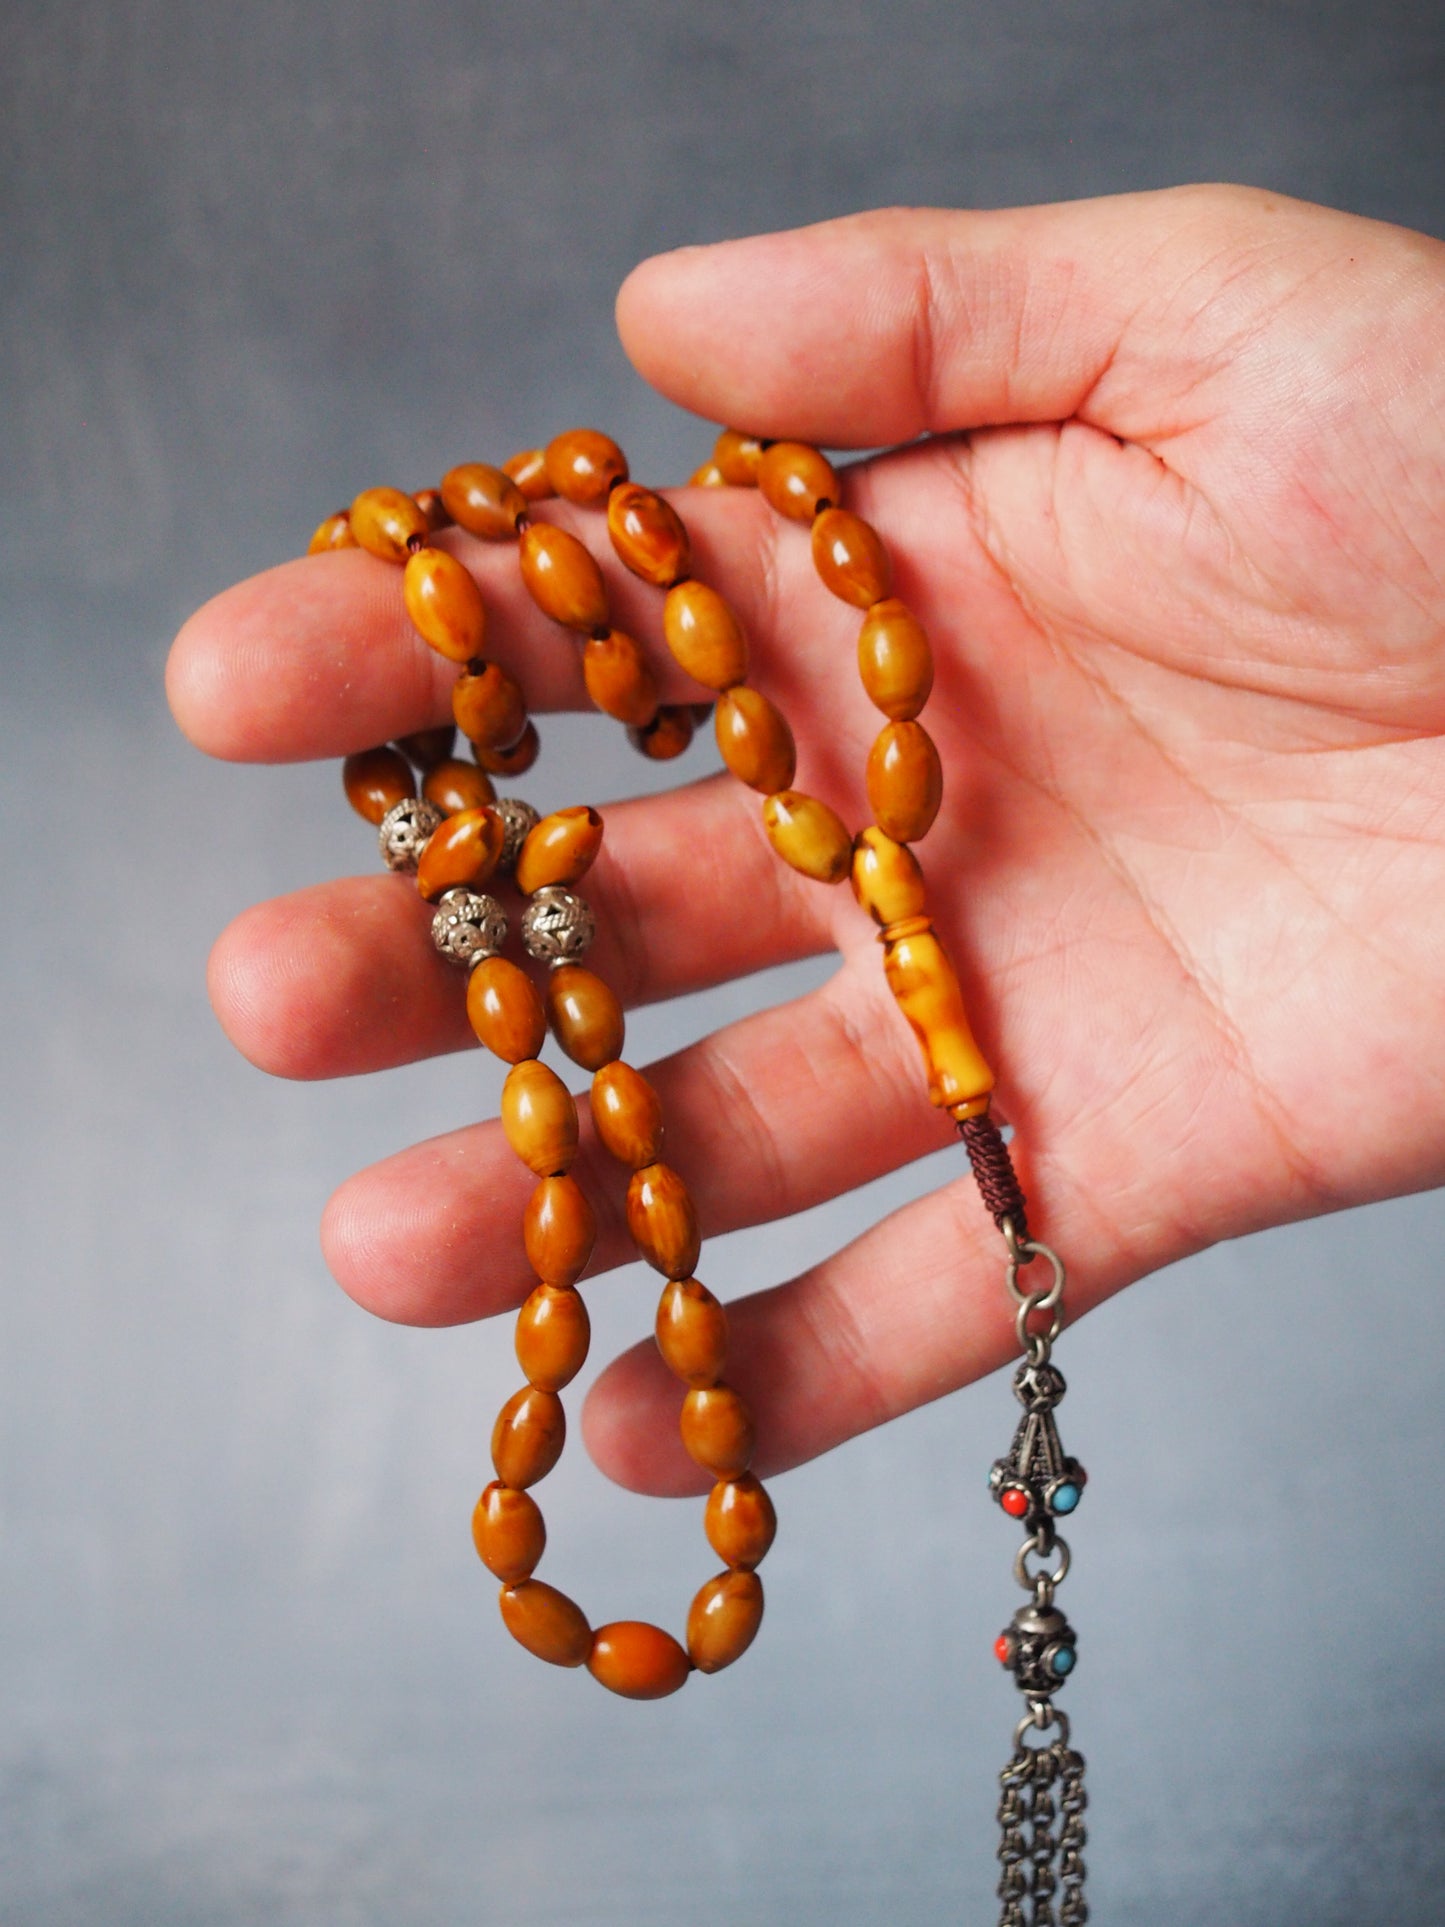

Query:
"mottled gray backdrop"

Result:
[[3, 3, 1444, 1922]]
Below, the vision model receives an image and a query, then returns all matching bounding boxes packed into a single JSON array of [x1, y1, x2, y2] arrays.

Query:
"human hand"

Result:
[[167, 185, 1445, 1495]]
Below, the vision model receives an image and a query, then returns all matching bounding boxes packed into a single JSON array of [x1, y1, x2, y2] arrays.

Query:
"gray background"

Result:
[[3, 2, 1444, 1922]]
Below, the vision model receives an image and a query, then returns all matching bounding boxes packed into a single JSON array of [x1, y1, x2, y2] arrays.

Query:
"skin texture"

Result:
[[167, 185, 1445, 1496]]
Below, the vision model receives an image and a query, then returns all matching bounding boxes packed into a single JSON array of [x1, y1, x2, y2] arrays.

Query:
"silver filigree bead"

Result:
[[378, 797, 444, 873], [520, 886, 594, 966], [430, 889, 508, 967], [495, 797, 541, 871]]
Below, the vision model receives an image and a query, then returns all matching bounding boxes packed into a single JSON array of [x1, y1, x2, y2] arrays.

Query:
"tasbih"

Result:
[[305, 427, 1088, 1923]]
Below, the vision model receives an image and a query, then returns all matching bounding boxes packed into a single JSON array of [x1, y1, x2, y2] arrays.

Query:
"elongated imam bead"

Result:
[[583, 629, 659, 726], [514, 1283, 591, 1391], [519, 524, 609, 631], [882, 927, 995, 1109], [545, 428, 628, 506], [704, 1473, 777, 1569], [546, 965, 624, 1071], [681, 1384, 755, 1476], [472, 1481, 546, 1584], [343, 745, 414, 824], [349, 486, 429, 562], [491, 1385, 566, 1488], [687, 1570, 764, 1674], [415, 806, 504, 901], [403, 548, 487, 661], [757, 441, 837, 522], [440, 462, 527, 539], [850, 824, 927, 928], [467, 955, 546, 1063], [812, 506, 891, 608], [499, 1579, 591, 1666], [762, 790, 852, 884], [587, 1622, 691, 1700], [857, 599, 933, 719], [591, 1061, 664, 1167], [515, 805, 604, 895], [866, 720, 942, 843], [423, 757, 496, 814], [655, 1278, 728, 1387], [501, 1060, 579, 1177], [663, 581, 748, 691], [452, 661, 527, 754], [714, 686, 796, 794], [626, 1163, 700, 1279], [606, 482, 690, 587]]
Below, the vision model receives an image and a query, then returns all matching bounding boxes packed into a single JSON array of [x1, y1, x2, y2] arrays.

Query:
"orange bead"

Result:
[[857, 599, 933, 719], [396, 724, 457, 771], [499, 1579, 591, 1665], [452, 661, 527, 754], [545, 429, 628, 507], [501, 1060, 579, 1177], [689, 461, 727, 488], [491, 1385, 566, 1488], [472, 1481, 546, 1583], [412, 487, 450, 533], [440, 462, 526, 539], [583, 629, 659, 727], [474, 721, 540, 776], [606, 482, 690, 587], [687, 1570, 764, 1673], [415, 806, 504, 901], [587, 1622, 691, 1700], [502, 448, 555, 501], [761, 790, 852, 884], [342, 745, 414, 824], [519, 523, 608, 631], [626, 1164, 700, 1279], [881, 926, 995, 1109], [655, 1279, 728, 1388], [515, 805, 604, 896], [704, 1473, 777, 1569], [757, 441, 838, 522], [515, 1283, 591, 1391], [467, 955, 546, 1063], [523, 1175, 596, 1286], [628, 705, 694, 760], [713, 428, 764, 486], [662, 581, 748, 691], [866, 720, 942, 843], [308, 511, 356, 554], [850, 825, 928, 928], [714, 687, 796, 794], [590, 1061, 664, 1167], [349, 486, 429, 562], [423, 756, 496, 814], [402, 548, 487, 663], [680, 1384, 755, 1477], [546, 965, 624, 1072], [811, 507, 892, 608]]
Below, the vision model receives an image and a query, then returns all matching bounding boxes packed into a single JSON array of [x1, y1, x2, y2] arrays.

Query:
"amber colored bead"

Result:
[[590, 1061, 664, 1167], [416, 805, 505, 901], [655, 1279, 728, 1388], [308, 511, 356, 554], [713, 428, 764, 486], [680, 1384, 755, 1476], [499, 1579, 591, 1666], [467, 955, 546, 1063], [515, 1282, 591, 1391], [689, 461, 727, 488], [342, 746, 415, 824], [857, 598, 933, 719], [704, 1473, 777, 1569], [452, 662, 527, 754], [502, 448, 555, 501], [396, 724, 457, 771], [545, 429, 628, 507], [401, 548, 486, 663], [687, 1570, 764, 1674], [628, 705, 694, 761], [851, 825, 927, 928], [441, 461, 527, 539], [423, 756, 495, 814], [501, 1061, 579, 1178], [812, 506, 892, 609], [349, 486, 429, 562], [515, 805, 604, 896], [663, 582, 748, 691], [582, 629, 659, 728], [546, 965, 624, 1072], [519, 523, 608, 632], [412, 487, 450, 533], [882, 927, 995, 1109], [626, 1164, 700, 1279], [491, 1385, 566, 1489], [523, 1174, 596, 1286], [586, 1622, 690, 1699], [761, 790, 852, 884], [606, 482, 690, 587], [475, 721, 540, 776], [472, 1481, 546, 1584], [714, 687, 796, 794], [866, 720, 942, 844], [757, 441, 838, 522]]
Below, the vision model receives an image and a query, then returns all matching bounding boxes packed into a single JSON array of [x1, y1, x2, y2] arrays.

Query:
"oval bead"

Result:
[[812, 507, 892, 608], [475, 721, 540, 776], [704, 1473, 777, 1569], [349, 486, 428, 562], [412, 487, 450, 533], [503, 448, 555, 501], [606, 483, 690, 587], [588, 1622, 691, 1700], [761, 790, 852, 884], [516, 805, 604, 896], [416, 806, 505, 901], [440, 462, 526, 539], [757, 441, 838, 522], [851, 825, 927, 928], [681, 1385, 755, 1477], [467, 955, 546, 1063], [713, 429, 764, 486], [689, 461, 727, 488], [628, 705, 694, 761], [396, 724, 457, 771], [499, 1579, 591, 1666], [687, 1570, 764, 1674], [515, 1283, 591, 1391], [881, 927, 995, 1109], [655, 1279, 728, 1388], [308, 511, 356, 554], [523, 1175, 596, 1286], [545, 429, 628, 507], [501, 1060, 579, 1177], [590, 1061, 664, 1167], [472, 1481, 546, 1584], [866, 720, 942, 843], [519, 524, 608, 631], [403, 550, 487, 664], [452, 661, 527, 754], [343, 745, 414, 824], [546, 965, 624, 1071], [714, 686, 796, 794], [857, 599, 933, 720], [583, 629, 659, 727], [491, 1386, 566, 1489], [626, 1163, 700, 1279], [662, 582, 748, 691], [423, 756, 496, 814]]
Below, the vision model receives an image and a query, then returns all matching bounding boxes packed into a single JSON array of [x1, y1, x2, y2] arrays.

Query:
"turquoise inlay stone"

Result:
[[1052, 1482, 1080, 1514], [1051, 1645, 1076, 1677]]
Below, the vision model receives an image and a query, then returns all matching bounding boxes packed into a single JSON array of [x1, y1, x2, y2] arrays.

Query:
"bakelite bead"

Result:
[[583, 630, 659, 727], [851, 825, 927, 929], [343, 746, 415, 824], [761, 790, 852, 884], [663, 582, 748, 691], [587, 1622, 691, 1700], [655, 1279, 728, 1388], [396, 724, 457, 771], [403, 548, 487, 662], [440, 462, 527, 539], [680, 1384, 755, 1477], [349, 486, 429, 562], [590, 1061, 664, 1168], [515, 805, 604, 896], [499, 1580, 591, 1666], [857, 599, 933, 719], [628, 705, 694, 761], [606, 483, 690, 587], [475, 720, 540, 776], [416, 806, 505, 901], [501, 1061, 579, 1177], [757, 441, 838, 522], [523, 1175, 596, 1286], [546, 965, 624, 1072], [866, 720, 943, 843], [882, 928, 995, 1109], [452, 661, 527, 753], [412, 487, 451, 533], [519, 524, 609, 632], [502, 448, 555, 501], [467, 955, 547, 1063], [687, 1570, 764, 1674], [626, 1163, 700, 1279], [713, 428, 764, 486], [811, 507, 892, 609], [704, 1473, 777, 1570], [423, 756, 496, 814], [472, 1481, 546, 1584], [514, 1282, 591, 1391], [308, 511, 356, 553], [714, 687, 796, 794], [491, 1385, 566, 1489], [545, 429, 629, 507], [689, 461, 727, 488]]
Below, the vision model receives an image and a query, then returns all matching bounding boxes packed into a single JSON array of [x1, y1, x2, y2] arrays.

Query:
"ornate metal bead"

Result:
[[995, 1602, 1079, 1696], [378, 797, 444, 873], [431, 889, 508, 967], [989, 1358, 1087, 1524], [495, 797, 541, 871], [520, 885, 594, 966]]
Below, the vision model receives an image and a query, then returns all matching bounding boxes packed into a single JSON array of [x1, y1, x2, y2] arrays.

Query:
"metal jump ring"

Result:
[[1014, 1530, 1072, 1592], [1013, 1704, 1071, 1751], [1005, 1237, 1066, 1311]]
